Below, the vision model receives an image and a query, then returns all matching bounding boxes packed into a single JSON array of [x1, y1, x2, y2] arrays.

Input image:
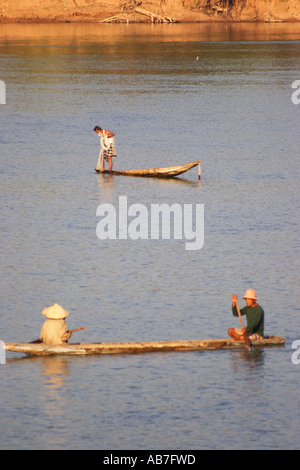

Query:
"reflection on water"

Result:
[[41, 356, 70, 388], [1, 22, 300, 43], [229, 348, 266, 372], [40, 357, 70, 439]]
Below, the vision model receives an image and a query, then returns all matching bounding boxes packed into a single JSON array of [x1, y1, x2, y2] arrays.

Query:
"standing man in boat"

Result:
[[40, 303, 73, 346], [228, 289, 264, 341], [94, 126, 117, 172]]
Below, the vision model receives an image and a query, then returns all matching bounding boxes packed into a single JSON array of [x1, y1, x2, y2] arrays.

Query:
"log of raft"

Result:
[[95, 161, 201, 179], [3, 336, 285, 357]]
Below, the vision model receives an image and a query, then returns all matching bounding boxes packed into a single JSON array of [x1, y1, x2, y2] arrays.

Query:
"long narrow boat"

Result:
[[95, 161, 201, 179], [3, 336, 285, 357]]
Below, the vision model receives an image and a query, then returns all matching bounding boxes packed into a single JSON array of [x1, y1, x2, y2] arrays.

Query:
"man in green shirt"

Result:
[[228, 289, 264, 341]]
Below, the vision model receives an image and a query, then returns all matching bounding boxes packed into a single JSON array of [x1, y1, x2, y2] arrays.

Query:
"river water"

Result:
[[0, 22, 299, 450]]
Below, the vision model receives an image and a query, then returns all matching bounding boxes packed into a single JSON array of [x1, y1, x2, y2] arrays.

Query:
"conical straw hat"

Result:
[[42, 303, 70, 320]]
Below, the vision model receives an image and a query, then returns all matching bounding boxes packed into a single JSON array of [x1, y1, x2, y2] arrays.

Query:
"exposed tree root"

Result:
[[100, 0, 177, 23]]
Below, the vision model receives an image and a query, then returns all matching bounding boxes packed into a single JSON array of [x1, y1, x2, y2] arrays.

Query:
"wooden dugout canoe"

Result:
[[3, 336, 285, 357], [95, 161, 201, 178]]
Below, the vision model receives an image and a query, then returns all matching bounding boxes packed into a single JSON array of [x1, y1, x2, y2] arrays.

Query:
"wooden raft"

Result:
[[96, 161, 201, 179], [3, 336, 285, 356]]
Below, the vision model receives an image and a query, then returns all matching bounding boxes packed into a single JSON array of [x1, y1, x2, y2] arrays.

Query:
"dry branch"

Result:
[[100, 0, 177, 23]]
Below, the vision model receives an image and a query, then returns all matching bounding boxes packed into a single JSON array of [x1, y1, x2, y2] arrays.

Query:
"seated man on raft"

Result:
[[228, 289, 264, 341], [40, 303, 73, 346]]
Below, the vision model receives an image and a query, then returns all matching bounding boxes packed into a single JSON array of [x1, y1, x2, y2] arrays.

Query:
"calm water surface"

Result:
[[0, 23, 299, 450]]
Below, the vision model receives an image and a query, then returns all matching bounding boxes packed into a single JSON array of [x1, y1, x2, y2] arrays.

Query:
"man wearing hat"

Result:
[[228, 289, 264, 341], [40, 303, 72, 346]]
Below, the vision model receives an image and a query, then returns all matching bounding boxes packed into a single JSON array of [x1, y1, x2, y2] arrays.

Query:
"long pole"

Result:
[[68, 326, 86, 334], [236, 301, 253, 350]]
